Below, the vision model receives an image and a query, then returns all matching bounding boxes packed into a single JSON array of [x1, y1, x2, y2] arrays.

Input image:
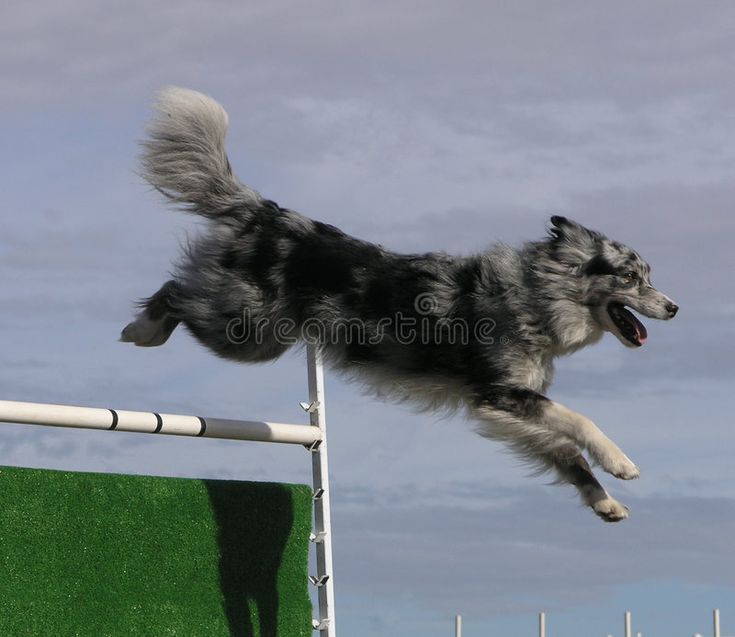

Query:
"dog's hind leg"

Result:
[[549, 445, 629, 523], [120, 280, 181, 347]]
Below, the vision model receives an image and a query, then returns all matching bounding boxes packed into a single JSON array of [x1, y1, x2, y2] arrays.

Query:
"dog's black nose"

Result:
[[666, 302, 679, 318]]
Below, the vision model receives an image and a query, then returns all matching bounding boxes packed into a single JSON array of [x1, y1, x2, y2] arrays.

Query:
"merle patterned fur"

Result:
[[122, 88, 678, 522]]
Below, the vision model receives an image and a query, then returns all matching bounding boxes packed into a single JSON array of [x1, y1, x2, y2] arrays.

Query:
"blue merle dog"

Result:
[[122, 87, 678, 522]]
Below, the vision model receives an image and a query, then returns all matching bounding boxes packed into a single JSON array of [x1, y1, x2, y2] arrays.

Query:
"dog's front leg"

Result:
[[473, 389, 634, 521], [541, 400, 640, 480], [473, 387, 639, 480], [550, 444, 630, 522]]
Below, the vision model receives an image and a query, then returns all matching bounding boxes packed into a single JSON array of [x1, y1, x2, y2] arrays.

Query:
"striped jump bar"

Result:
[[0, 399, 321, 446]]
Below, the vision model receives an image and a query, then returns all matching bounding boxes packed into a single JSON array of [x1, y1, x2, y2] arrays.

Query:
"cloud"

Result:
[[332, 484, 735, 620], [3, 1, 735, 108]]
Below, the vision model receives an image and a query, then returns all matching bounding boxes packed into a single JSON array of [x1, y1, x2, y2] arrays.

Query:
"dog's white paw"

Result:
[[601, 452, 640, 480], [591, 439, 640, 480], [592, 496, 629, 523]]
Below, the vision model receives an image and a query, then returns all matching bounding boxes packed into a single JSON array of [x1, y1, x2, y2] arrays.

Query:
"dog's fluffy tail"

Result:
[[141, 86, 262, 218]]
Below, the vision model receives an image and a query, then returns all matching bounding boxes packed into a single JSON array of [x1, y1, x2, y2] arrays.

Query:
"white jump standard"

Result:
[[0, 345, 336, 636]]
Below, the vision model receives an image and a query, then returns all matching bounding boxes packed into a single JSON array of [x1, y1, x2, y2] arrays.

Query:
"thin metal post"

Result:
[[539, 612, 546, 637], [455, 615, 462, 637], [625, 611, 632, 637], [714, 609, 720, 637], [307, 345, 336, 636]]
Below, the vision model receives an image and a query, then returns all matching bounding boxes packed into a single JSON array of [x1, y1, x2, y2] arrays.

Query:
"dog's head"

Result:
[[548, 216, 678, 348]]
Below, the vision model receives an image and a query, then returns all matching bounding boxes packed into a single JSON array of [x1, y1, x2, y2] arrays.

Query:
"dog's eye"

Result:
[[622, 271, 639, 283]]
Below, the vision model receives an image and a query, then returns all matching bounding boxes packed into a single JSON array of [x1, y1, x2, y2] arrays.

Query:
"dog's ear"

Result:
[[547, 216, 605, 265], [548, 216, 602, 243], [550, 215, 571, 229], [549, 215, 589, 234]]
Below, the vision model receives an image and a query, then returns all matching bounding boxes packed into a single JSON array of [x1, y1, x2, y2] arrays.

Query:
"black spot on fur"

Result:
[[220, 250, 237, 270], [285, 242, 357, 295], [363, 276, 396, 317], [250, 236, 280, 294], [283, 224, 385, 306], [480, 387, 550, 419], [220, 215, 282, 297], [584, 254, 617, 276]]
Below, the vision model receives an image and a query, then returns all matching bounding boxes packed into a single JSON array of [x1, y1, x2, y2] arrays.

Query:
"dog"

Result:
[[121, 87, 678, 522]]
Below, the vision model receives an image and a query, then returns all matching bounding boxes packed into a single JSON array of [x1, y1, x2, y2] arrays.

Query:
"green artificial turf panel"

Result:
[[0, 465, 314, 637]]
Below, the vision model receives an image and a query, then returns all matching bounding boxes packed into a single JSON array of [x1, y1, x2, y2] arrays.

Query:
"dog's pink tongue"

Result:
[[633, 314, 648, 344]]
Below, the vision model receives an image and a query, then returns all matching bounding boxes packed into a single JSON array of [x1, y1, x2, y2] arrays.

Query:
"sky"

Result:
[[1, 1, 734, 635]]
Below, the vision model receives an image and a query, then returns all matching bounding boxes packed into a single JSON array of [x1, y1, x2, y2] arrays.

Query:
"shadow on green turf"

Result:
[[205, 481, 295, 637]]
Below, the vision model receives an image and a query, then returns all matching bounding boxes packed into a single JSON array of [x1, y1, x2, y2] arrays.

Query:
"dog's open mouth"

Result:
[[607, 303, 648, 347]]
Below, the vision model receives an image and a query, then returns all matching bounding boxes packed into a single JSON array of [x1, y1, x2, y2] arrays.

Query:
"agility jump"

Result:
[[0, 345, 336, 637]]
